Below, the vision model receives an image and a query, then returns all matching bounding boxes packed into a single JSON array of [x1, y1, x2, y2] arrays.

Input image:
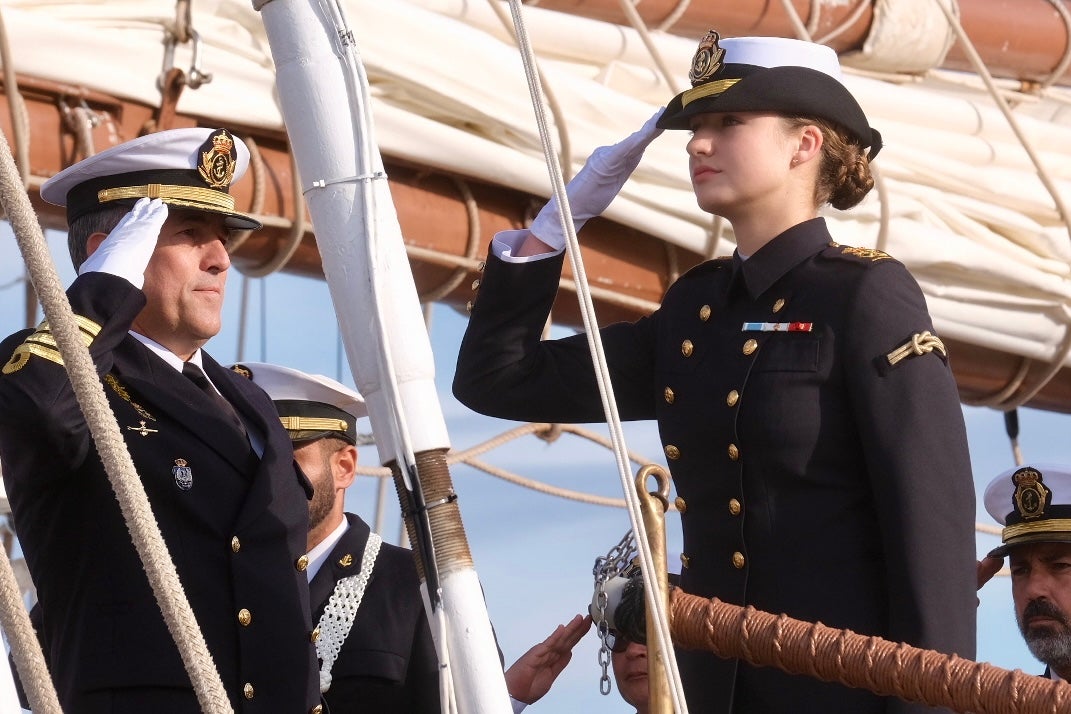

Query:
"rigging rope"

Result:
[[931, 0, 1071, 411], [502, 2, 688, 709]]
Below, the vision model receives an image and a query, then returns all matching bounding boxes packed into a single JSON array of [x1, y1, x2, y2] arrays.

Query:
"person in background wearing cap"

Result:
[[231, 361, 441, 712], [983, 464, 1071, 681], [0, 129, 320, 713], [238, 360, 596, 713], [454, 30, 975, 713]]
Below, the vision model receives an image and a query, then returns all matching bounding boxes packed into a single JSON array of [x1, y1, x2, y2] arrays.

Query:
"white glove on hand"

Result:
[[528, 108, 664, 251], [78, 197, 168, 290]]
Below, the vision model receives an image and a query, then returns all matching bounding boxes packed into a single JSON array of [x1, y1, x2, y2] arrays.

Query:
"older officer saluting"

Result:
[[0, 129, 320, 712], [984, 464, 1071, 681]]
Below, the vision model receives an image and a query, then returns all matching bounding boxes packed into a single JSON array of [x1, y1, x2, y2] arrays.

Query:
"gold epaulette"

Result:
[[2, 316, 102, 374], [827, 242, 893, 262]]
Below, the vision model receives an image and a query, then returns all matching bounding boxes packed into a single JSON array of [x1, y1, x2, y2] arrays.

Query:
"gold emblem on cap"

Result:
[[198, 128, 237, 190], [689, 30, 725, 87], [1013, 467, 1050, 521]]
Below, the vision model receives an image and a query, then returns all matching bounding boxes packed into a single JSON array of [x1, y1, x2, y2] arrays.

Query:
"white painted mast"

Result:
[[253, 1, 512, 711]]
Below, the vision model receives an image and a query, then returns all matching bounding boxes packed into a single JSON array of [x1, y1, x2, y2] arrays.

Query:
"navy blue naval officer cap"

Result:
[[229, 361, 367, 445], [40, 127, 261, 230], [985, 464, 1071, 558], [657, 31, 882, 161]]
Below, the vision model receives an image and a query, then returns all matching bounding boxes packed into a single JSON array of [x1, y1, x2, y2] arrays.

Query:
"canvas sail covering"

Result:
[[4, 0, 1071, 391]]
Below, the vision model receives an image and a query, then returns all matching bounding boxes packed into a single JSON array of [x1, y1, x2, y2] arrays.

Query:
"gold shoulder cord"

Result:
[[886, 331, 947, 367]]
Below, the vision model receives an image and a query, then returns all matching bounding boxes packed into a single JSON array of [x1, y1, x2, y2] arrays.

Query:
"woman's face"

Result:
[[686, 111, 801, 220]]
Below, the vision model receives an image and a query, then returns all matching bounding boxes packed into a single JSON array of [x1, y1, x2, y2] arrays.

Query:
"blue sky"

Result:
[[0, 222, 1056, 711]]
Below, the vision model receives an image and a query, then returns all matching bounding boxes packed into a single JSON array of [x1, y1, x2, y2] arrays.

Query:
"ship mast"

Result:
[[254, 1, 512, 711]]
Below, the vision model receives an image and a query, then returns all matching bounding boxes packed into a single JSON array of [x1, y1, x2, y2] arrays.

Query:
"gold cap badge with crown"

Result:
[[688, 30, 725, 87], [1013, 466, 1051, 520], [198, 128, 237, 190]]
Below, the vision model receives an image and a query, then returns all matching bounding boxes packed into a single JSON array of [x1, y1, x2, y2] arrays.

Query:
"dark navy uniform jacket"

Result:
[[453, 218, 976, 713], [0, 272, 321, 713], [312, 513, 440, 713]]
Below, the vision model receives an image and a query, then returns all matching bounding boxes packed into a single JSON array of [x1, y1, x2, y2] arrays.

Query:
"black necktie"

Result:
[[182, 361, 247, 439]]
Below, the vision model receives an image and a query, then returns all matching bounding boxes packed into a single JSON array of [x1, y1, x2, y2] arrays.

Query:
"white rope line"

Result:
[[1038, 0, 1071, 91], [237, 150, 307, 278], [0, 133, 232, 712], [654, 0, 691, 34], [0, 6, 60, 712], [814, 0, 872, 46], [485, 0, 573, 179], [614, 0, 685, 94], [502, 4, 688, 709]]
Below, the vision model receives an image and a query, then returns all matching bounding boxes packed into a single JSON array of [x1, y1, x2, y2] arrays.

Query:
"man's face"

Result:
[[130, 209, 230, 359], [292, 439, 336, 532], [611, 638, 649, 712], [1010, 541, 1071, 672]]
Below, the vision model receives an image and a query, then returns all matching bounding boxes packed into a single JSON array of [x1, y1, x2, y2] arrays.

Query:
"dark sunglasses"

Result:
[[604, 629, 631, 654]]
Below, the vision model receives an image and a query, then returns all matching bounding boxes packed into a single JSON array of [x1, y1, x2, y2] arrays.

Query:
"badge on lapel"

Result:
[[173, 458, 193, 491]]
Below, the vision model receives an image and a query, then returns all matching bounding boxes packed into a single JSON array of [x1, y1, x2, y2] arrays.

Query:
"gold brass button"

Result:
[[243, 683, 255, 699], [465, 300, 474, 313], [726, 390, 739, 407], [664, 387, 675, 404], [728, 498, 742, 516], [311, 706, 324, 714], [295, 554, 310, 572], [674, 496, 687, 514], [699, 305, 711, 321], [310, 627, 321, 643], [680, 553, 691, 569], [230, 536, 241, 553], [728, 444, 740, 461], [665, 445, 681, 460], [238, 608, 252, 627], [773, 298, 785, 313], [477, 260, 486, 272], [742, 339, 758, 356], [471, 279, 481, 291], [732, 552, 746, 569], [681, 340, 694, 357]]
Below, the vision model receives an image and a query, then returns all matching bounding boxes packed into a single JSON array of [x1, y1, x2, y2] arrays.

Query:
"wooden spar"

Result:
[[255, 0, 513, 711], [5, 73, 1071, 416], [529, 0, 1071, 87]]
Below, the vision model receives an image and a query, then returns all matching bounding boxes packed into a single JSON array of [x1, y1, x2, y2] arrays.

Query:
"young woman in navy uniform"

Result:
[[453, 32, 976, 713]]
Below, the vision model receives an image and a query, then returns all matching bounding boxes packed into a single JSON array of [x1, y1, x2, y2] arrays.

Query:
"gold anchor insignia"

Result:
[[689, 30, 725, 87], [338, 554, 354, 568], [198, 129, 237, 189], [1013, 467, 1050, 520], [126, 420, 159, 437]]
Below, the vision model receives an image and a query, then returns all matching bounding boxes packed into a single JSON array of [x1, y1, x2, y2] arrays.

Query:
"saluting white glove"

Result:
[[528, 107, 664, 251], [78, 197, 168, 290]]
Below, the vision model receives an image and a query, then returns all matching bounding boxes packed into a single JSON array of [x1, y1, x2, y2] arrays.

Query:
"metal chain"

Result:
[[591, 529, 636, 695]]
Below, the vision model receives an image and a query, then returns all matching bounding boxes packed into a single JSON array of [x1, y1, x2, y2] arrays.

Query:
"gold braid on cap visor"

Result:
[[97, 183, 236, 211], [278, 416, 349, 434], [680, 79, 741, 108], [1003, 518, 1071, 541]]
